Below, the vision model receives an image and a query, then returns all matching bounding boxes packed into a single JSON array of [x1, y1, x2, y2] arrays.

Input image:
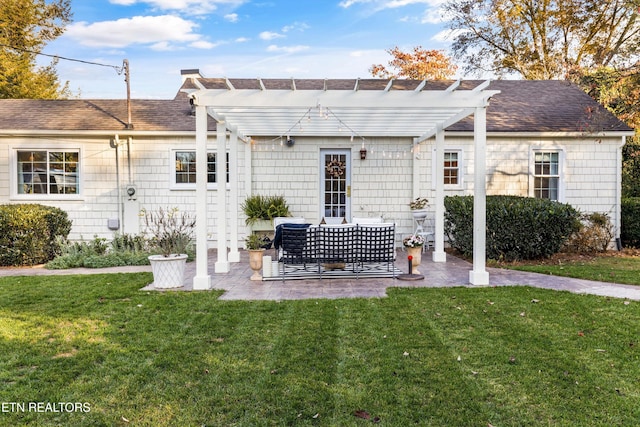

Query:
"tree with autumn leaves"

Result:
[[370, 46, 457, 80]]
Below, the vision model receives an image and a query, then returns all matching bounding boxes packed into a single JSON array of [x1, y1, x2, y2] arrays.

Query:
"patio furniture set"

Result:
[[265, 217, 401, 281]]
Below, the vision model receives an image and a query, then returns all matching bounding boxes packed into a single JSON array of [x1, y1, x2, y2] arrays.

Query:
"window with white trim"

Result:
[[533, 151, 560, 201], [444, 151, 460, 185], [432, 148, 463, 189], [172, 150, 229, 189], [16, 150, 79, 195]]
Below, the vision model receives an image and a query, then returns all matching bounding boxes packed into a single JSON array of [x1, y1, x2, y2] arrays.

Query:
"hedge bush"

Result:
[[621, 198, 640, 248], [444, 195, 581, 262], [0, 204, 72, 266]]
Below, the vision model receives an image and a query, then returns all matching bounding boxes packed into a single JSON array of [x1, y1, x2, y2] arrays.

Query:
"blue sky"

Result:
[[44, 0, 452, 99]]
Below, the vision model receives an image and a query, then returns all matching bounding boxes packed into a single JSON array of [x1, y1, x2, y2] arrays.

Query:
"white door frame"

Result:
[[320, 149, 351, 222]]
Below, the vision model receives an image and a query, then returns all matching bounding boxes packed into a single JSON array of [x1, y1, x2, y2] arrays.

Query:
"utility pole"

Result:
[[124, 59, 133, 129]]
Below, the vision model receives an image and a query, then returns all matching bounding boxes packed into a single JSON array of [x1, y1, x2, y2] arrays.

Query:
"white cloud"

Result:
[[420, 6, 446, 24], [432, 28, 467, 43], [259, 31, 284, 40], [66, 15, 201, 48], [149, 41, 173, 51], [266, 44, 309, 53], [109, 0, 246, 15], [338, 0, 369, 7], [224, 13, 239, 22], [282, 22, 310, 33], [235, 37, 250, 42], [189, 40, 223, 49], [339, 0, 441, 11]]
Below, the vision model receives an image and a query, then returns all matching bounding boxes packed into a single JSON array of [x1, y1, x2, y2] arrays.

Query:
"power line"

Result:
[[0, 43, 125, 74], [1, 42, 132, 127]]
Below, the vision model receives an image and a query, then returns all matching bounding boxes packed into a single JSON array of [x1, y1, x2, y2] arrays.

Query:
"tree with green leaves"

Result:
[[445, 0, 640, 79], [579, 66, 640, 197], [370, 46, 458, 80], [0, 0, 72, 99]]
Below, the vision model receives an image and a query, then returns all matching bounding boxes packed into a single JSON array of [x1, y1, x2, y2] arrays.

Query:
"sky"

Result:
[[43, 0, 455, 99]]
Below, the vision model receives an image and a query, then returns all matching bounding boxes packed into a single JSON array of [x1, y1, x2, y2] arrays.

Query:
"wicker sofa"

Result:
[[276, 223, 396, 280]]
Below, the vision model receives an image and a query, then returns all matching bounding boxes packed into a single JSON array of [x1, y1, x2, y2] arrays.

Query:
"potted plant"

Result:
[[409, 197, 429, 219], [245, 233, 266, 281], [241, 194, 291, 231], [142, 207, 195, 289], [403, 234, 425, 273]]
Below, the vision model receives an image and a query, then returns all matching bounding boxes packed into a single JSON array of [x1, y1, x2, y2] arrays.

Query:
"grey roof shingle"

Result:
[[0, 79, 632, 134]]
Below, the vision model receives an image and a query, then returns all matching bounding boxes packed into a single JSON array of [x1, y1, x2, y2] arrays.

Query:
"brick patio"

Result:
[[2, 249, 638, 301]]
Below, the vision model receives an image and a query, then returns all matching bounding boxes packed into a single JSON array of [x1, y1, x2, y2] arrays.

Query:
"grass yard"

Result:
[[507, 252, 640, 286], [1, 273, 639, 426]]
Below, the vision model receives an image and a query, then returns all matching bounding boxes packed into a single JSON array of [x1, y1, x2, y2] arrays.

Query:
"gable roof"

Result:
[[0, 79, 632, 135], [0, 98, 207, 132]]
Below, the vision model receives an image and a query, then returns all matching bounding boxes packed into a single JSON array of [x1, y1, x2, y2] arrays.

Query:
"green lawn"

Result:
[[1, 273, 639, 426], [509, 254, 640, 286]]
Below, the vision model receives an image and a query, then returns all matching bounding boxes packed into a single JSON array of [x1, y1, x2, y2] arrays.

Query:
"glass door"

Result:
[[321, 149, 351, 222]]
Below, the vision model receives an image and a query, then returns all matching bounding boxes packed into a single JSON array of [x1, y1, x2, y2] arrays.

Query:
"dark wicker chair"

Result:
[[279, 225, 318, 280], [317, 225, 358, 276], [357, 224, 396, 277]]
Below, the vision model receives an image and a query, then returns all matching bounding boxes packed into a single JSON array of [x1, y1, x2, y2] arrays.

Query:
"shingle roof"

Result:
[[0, 97, 209, 132], [0, 79, 632, 134], [450, 80, 633, 133]]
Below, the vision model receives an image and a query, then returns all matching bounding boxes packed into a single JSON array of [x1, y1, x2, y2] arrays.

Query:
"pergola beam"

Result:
[[191, 89, 499, 110]]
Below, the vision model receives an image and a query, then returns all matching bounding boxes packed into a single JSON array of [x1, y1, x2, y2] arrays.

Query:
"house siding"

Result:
[[1, 134, 247, 243], [1, 130, 623, 244], [250, 136, 416, 239]]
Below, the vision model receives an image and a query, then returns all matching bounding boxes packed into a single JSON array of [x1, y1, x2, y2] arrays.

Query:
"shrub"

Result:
[[111, 232, 150, 253], [563, 212, 615, 254], [46, 234, 154, 270], [621, 198, 640, 248], [0, 204, 72, 266], [444, 195, 581, 262]]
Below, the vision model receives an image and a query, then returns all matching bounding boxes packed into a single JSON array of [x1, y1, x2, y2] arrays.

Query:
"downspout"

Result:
[[109, 135, 123, 233], [616, 136, 625, 250], [127, 137, 133, 183]]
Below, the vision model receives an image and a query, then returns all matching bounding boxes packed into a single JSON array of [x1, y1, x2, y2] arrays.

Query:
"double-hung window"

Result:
[[172, 150, 229, 189], [432, 147, 463, 189], [16, 150, 79, 195], [444, 151, 460, 185], [532, 151, 560, 201]]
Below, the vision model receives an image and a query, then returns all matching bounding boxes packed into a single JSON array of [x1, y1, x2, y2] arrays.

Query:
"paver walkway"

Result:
[[2, 249, 638, 301]]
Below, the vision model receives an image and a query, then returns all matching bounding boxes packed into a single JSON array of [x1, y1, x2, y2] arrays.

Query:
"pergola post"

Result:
[[433, 126, 446, 262], [228, 130, 240, 263], [469, 106, 490, 285], [215, 121, 230, 273], [192, 104, 211, 290]]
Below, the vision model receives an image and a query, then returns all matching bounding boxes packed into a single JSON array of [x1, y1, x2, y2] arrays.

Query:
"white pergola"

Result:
[[186, 79, 500, 289]]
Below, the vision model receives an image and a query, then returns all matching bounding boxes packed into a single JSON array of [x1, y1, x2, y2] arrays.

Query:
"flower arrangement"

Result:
[[403, 234, 425, 248], [409, 197, 429, 210]]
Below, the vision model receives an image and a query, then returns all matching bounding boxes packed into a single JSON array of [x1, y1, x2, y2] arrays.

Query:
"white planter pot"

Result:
[[411, 209, 428, 219], [250, 219, 273, 232], [148, 254, 188, 289]]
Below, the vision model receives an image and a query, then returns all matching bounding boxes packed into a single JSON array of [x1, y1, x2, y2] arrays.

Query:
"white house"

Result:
[[0, 70, 633, 286]]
